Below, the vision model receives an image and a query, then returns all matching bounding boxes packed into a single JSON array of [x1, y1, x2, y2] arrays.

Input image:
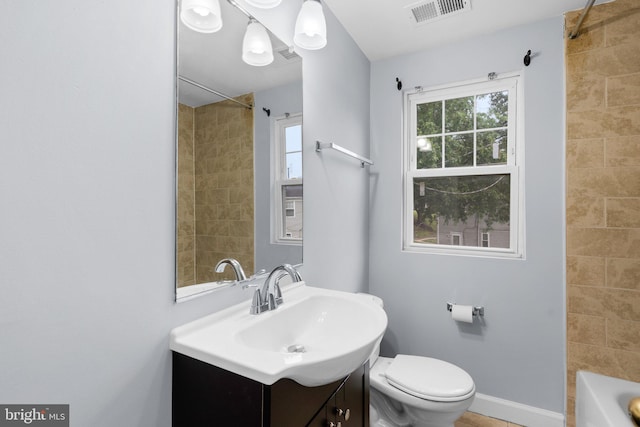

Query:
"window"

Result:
[[285, 201, 296, 217], [274, 114, 303, 243], [404, 74, 523, 257]]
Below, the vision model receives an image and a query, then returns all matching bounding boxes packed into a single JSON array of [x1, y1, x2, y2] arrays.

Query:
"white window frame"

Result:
[[481, 232, 490, 248], [403, 73, 525, 258], [273, 113, 303, 245], [285, 200, 296, 217]]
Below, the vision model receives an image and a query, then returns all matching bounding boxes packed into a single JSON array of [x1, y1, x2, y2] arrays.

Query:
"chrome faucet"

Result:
[[250, 264, 301, 315], [214, 258, 247, 282]]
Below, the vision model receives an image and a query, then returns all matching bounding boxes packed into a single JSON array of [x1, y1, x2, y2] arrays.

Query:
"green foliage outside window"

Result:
[[412, 90, 511, 239]]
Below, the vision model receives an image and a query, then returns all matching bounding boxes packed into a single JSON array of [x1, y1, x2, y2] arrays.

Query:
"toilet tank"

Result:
[[357, 293, 384, 366]]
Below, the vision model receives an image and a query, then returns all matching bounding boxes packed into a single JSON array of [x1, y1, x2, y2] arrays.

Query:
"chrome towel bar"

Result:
[[315, 141, 373, 168]]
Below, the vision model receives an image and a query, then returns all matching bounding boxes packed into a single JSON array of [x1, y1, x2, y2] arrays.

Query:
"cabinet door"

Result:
[[172, 353, 263, 427], [311, 363, 368, 427], [334, 363, 368, 426], [307, 403, 331, 427], [269, 377, 343, 426]]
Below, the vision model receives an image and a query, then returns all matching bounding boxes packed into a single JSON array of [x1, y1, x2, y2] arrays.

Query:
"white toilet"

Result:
[[361, 294, 476, 427]]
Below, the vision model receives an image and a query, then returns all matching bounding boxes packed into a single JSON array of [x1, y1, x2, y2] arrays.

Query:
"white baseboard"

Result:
[[469, 393, 565, 427]]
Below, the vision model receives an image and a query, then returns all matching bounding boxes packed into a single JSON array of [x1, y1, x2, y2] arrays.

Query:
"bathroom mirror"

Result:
[[176, 0, 303, 300]]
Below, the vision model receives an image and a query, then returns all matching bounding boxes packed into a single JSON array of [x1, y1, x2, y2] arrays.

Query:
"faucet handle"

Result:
[[273, 283, 283, 306], [267, 292, 277, 311], [250, 289, 263, 315]]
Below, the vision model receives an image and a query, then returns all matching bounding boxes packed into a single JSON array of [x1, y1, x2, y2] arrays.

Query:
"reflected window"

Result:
[[274, 114, 303, 243]]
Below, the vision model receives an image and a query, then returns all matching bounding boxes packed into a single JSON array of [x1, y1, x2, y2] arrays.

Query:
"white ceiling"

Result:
[[178, 0, 603, 107], [322, 0, 602, 61]]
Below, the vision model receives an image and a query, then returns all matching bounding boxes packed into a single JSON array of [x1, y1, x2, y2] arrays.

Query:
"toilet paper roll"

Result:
[[451, 304, 474, 323]]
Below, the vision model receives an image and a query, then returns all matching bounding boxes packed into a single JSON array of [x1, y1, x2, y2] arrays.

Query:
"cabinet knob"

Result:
[[327, 422, 341, 427], [336, 408, 351, 421]]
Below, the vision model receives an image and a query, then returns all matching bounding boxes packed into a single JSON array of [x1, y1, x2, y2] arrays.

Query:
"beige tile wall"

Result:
[[177, 104, 196, 288], [176, 94, 255, 287], [565, 1, 640, 426], [194, 93, 255, 283]]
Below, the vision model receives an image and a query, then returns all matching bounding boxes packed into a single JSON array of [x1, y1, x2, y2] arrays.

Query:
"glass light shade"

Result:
[[242, 20, 274, 67], [293, 0, 327, 50], [180, 0, 223, 33], [245, 0, 282, 8]]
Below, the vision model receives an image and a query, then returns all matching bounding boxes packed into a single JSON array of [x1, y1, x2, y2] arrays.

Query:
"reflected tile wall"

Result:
[[565, 1, 640, 426], [194, 94, 254, 283], [176, 94, 255, 287], [177, 104, 195, 288]]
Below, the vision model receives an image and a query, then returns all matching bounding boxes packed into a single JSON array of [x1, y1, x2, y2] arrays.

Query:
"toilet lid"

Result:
[[384, 355, 475, 402]]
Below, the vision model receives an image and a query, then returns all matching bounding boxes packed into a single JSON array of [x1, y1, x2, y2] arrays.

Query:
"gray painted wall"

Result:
[[369, 18, 566, 412], [0, 1, 370, 426], [298, 6, 371, 293], [245, 1, 371, 293], [254, 81, 304, 272]]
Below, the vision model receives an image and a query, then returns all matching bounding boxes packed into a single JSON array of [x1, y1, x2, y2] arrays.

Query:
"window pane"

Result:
[[281, 184, 303, 239], [477, 91, 508, 129], [417, 101, 442, 135], [444, 134, 473, 167], [413, 174, 510, 248], [285, 124, 302, 152], [417, 136, 442, 169], [445, 96, 474, 132], [285, 152, 302, 179], [285, 201, 295, 217], [477, 129, 507, 165]]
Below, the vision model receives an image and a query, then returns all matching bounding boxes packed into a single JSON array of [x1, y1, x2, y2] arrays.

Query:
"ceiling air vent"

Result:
[[406, 0, 471, 25], [277, 47, 301, 61]]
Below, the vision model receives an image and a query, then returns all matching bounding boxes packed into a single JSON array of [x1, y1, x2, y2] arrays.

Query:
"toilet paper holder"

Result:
[[446, 302, 484, 317]]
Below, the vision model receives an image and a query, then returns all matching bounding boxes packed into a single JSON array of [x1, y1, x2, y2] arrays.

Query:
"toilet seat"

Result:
[[384, 354, 475, 402]]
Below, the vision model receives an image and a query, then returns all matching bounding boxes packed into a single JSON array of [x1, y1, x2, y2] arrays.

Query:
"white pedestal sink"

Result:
[[170, 282, 388, 386]]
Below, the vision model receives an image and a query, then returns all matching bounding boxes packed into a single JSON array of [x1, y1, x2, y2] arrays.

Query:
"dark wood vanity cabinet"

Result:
[[307, 365, 368, 427], [172, 352, 369, 427]]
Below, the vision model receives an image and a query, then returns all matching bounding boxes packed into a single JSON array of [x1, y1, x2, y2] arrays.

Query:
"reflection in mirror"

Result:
[[176, 0, 303, 300]]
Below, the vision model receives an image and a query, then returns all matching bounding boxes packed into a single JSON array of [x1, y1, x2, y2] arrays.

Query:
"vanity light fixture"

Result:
[[181, 0, 328, 67], [244, 0, 282, 8], [293, 0, 327, 50], [180, 0, 223, 33], [242, 18, 274, 66]]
